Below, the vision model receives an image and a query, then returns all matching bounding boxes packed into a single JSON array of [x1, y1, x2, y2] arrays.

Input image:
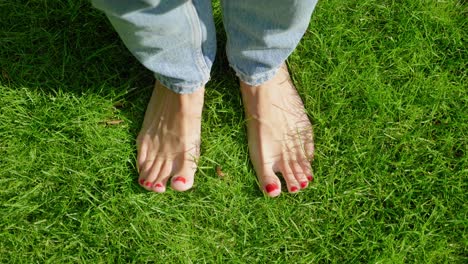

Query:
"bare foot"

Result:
[[240, 64, 314, 197], [136, 81, 204, 192]]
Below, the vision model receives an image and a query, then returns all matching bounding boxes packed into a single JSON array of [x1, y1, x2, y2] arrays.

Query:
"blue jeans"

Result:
[[92, 0, 318, 94]]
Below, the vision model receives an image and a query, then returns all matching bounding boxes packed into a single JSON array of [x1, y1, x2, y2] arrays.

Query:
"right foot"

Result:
[[136, 81, 204, 192]]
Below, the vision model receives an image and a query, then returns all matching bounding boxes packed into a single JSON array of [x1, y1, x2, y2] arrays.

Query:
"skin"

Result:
[[136, 65, 314, 197], [136, 82, 204, 193], [240, 64, 314, 197]]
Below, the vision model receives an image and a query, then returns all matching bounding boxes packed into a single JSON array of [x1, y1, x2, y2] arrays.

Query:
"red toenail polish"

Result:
[[145, 181, 153, 187], [265, 183, 278, 193], [155, 183, 163, 188], [307, 175, 314, 181], [291, 186, 298, 192], [174, 176, 186, 184], [300, 181, 307, 188], [139, 179, 145, 185]]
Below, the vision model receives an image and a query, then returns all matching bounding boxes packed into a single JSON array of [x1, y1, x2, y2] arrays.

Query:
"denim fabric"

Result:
[[92, 0, 317, 94]]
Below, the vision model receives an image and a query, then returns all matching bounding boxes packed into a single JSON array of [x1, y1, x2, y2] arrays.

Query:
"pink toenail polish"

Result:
[[291, 186, 298, 192], [145, 181, 153, 187], [265, 183, 278, 193], [173, 176, 186, 184], [307, 175, 314, 181], [300, 181, 307, 188], [139, 178, 145, 185], [155, 183, 163, 188]]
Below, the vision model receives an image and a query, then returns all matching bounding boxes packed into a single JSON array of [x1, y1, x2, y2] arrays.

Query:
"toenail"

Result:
[[300, 181, 308, 188], [145, 181, 153, 187], [290, 186, 298, 192], [265, 183, 279, 193], [307, 175, 314, 181], [155, 183, 163, 188], [173, 176, 186, 184], [139, 178, 145, 185]]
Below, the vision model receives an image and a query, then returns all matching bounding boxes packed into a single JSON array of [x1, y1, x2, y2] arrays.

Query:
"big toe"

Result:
[[171, 158, 197, 192], [257, 169, 282, 197]]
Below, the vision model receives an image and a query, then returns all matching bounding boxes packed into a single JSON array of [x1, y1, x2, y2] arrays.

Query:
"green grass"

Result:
[[1, 0, 466, 262]]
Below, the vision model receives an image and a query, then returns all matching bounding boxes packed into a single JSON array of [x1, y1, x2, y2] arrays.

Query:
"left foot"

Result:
[[240, 64, 314, 197]]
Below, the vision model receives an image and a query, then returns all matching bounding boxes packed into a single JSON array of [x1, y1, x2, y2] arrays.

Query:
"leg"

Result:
[[221, 0, 317, 197], [92, 0, 216, 192], [92, 0, 216, 93]]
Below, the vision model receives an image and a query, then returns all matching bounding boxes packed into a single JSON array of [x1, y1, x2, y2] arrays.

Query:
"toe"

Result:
[[258, 168, 282, 197], [153, 181, 166, 193], [171, 175, 192, 192], [171, 156, 197, 192], [299, 160, 314, 182], [290, 161, 309, 190], [279, 161, 300, 193], [138, 159, 154, 187], [255, 165, 282, 197], [152, 161, 172, 193], [142, 160, 163, 190], [136, 135, 150, 171], [265, 182, 282, 197]]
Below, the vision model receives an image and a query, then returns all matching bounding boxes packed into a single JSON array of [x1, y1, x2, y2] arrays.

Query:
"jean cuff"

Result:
[[155, 74, 208, 94], [230, 64, 282, 86]]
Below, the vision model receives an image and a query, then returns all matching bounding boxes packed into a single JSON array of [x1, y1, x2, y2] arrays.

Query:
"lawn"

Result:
[[0, 0, 466, 263]]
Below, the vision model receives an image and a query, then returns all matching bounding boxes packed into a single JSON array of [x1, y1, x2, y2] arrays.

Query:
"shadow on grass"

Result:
[[0, 0, 239, 118]]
